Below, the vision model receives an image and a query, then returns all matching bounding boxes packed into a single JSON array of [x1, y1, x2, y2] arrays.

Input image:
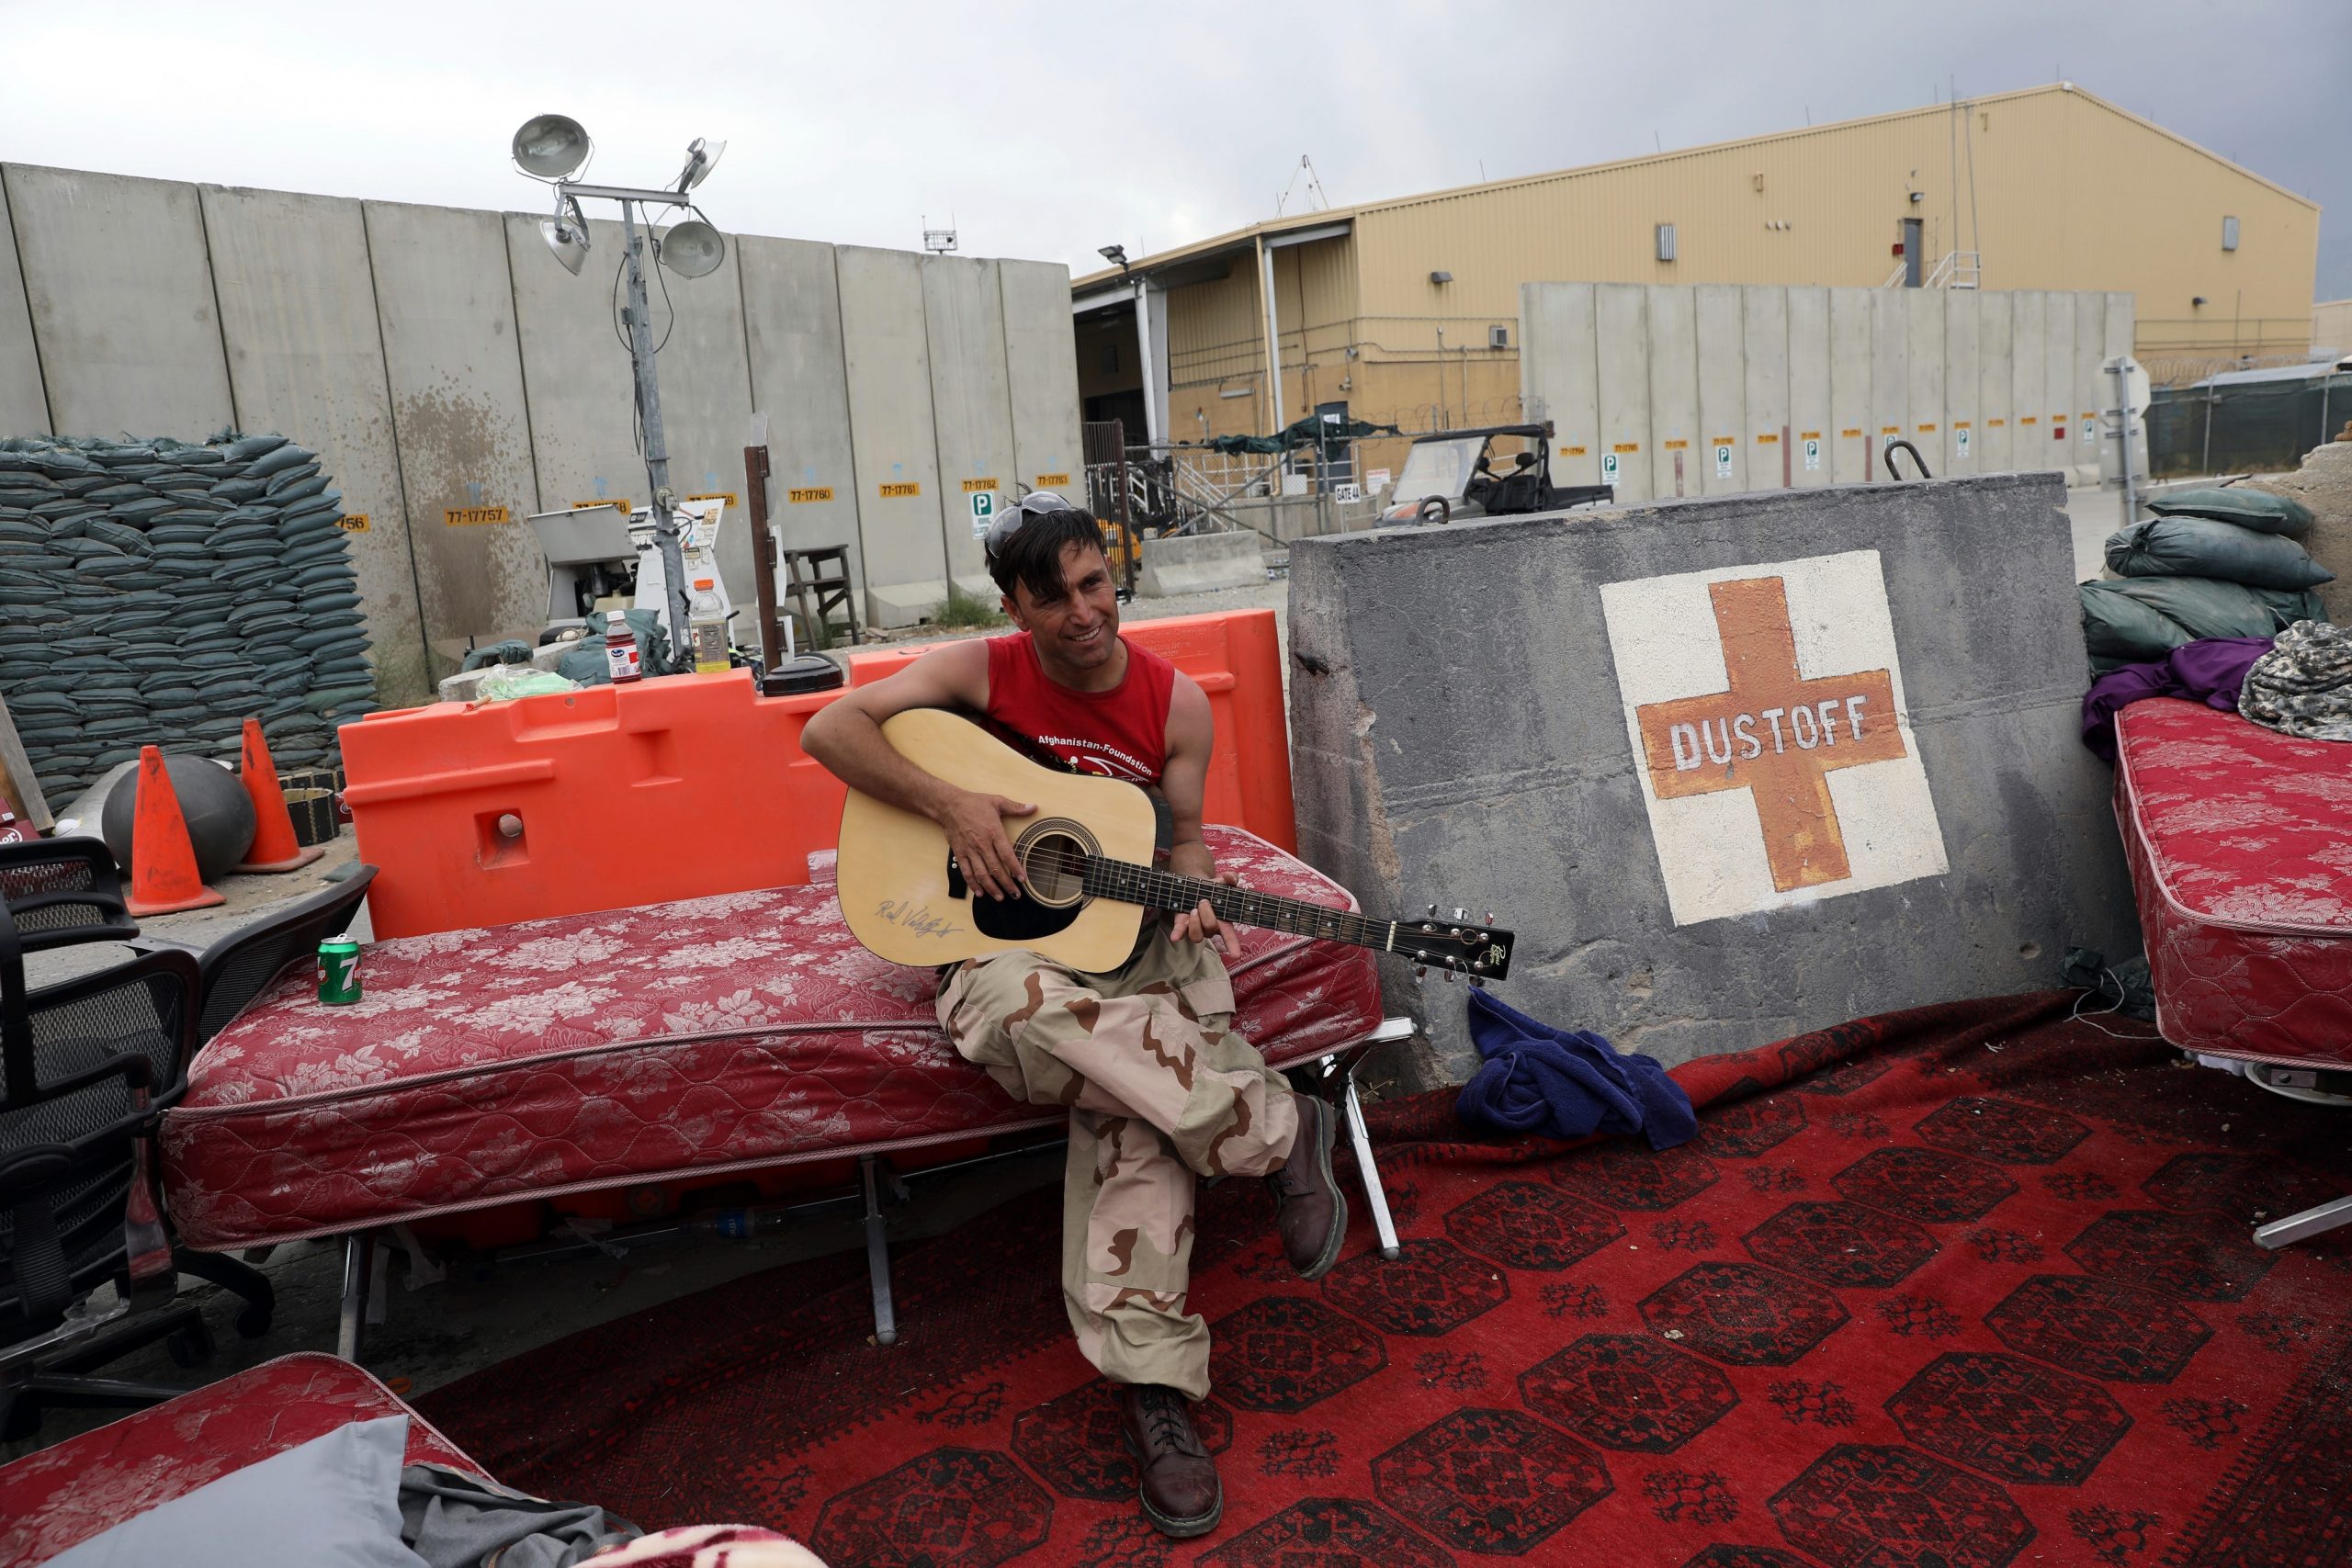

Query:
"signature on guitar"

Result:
[[876, 899, 966, 941]]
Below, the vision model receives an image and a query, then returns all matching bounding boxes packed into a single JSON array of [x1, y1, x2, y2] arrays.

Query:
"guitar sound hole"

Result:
[[1019, 821, 1095, 908]]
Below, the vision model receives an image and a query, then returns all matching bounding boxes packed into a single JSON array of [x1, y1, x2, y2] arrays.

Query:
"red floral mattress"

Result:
[[163, 827, 1385, 1250], [2113, 696, 2352, 1066], [0, 1352, 483, 1564]]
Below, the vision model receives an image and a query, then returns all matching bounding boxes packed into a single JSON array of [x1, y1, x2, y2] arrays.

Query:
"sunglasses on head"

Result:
[[981, 491, 1075, 558]]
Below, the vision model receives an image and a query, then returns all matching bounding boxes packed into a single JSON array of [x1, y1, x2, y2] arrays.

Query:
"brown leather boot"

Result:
[[1119, 1383, 1222, 1538], [1268, 1092, 1348, 1280]]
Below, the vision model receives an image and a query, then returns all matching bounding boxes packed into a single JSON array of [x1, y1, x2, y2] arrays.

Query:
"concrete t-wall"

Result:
[[6, 166, 234, 439], [364, 200, 546, 674], [0, 177, 47, 435], [200, 184, 431, 705], [0, 161, 1085, 682], [1523, 282, 2128, 500]]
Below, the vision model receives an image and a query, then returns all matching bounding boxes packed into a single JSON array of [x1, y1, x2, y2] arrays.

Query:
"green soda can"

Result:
[[318, 938, 363, 1005]]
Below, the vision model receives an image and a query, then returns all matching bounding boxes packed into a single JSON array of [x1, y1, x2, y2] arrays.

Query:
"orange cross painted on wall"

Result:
[[1634, 575, 1907, 893]]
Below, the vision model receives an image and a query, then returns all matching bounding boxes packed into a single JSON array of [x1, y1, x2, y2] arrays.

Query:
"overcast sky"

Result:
[[3, 0, 2346, 299]]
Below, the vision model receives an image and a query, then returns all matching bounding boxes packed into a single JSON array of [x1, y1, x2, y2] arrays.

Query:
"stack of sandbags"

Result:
[[2079, 488, 2333, 672], [0, 433, 378, 802]]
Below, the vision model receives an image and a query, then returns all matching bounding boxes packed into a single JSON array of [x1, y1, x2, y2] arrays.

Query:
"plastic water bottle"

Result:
[[605, 616, 642, 684]]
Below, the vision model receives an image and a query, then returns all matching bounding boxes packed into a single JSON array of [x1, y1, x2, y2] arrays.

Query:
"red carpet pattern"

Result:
[[423, 992, 2352, 1565]]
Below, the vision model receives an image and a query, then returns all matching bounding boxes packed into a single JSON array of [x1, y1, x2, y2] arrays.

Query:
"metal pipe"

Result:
[[618, 200, 694, 657], [1259, 238, 1284, 434], [744, 423, 781, 671], [1132, 282, 1161, 446], [2112, 359, 2139, 527]]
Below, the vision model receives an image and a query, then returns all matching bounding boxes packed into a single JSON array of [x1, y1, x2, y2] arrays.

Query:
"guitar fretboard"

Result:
[[1080, 856, 1394, 953]]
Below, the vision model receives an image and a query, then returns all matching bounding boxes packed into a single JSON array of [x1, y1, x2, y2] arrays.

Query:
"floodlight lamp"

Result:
[[677, 137, 727, 193], [1099, 243, 1128, 269], [512, 113, 592, 181], [541, 217, 590, 276], [660, 219, 726, 279]]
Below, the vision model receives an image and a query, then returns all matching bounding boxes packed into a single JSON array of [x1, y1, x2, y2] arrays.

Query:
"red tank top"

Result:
[[984, 633, 1178, 785]]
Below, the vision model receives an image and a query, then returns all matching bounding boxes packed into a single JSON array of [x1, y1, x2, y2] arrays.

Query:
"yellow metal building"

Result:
[[1074, 82, 2319, 467]]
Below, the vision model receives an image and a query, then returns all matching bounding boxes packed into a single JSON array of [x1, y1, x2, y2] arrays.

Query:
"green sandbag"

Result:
[[2149, 487, 2314, 536], [2106, 518, 2334, 590], [223, 434, 288, 463], [243, 444, 314, 479], [2079, 576, 2324, 662]]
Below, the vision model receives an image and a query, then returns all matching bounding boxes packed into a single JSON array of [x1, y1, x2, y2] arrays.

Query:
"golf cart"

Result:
[[1380, 423, 1614, 525]]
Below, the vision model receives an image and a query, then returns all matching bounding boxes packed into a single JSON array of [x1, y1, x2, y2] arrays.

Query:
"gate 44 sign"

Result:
[[1599, 550, 1949, 926]]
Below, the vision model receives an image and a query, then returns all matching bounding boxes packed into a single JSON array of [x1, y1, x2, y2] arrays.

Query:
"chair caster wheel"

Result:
[[167, 1318, 215, 1368], [235, 1303, 274, 1339]]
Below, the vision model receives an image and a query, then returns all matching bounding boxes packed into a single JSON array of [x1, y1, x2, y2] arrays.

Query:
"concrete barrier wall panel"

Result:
[[1904, 288, 1945, 469], [202, 185, 428, 705], [1641, 286, 1693, 500], [1694, 285, 1748, 496], [364, 200, 544, 674], [2011, 290, 2047, 471], [2042, 290, 2075, 478], [1786, 287, 1829, 490], [922, 255, 1020, 592], [1519, 283, 1600, 487], [1594, 284, 1652, 503], [1742, 286, 1791, 490], [505, 213, 759, 606], [739, 235, 863, 596], [1942, 289, 1979, 476], [1976, 291, 2014, 472], [836, 245, 946, 621], [5, 165, 232, 437], [0, 176, 48, 434], [999, 258, 1085, 508], [1827, 288, 1873, 484], [1869, 289, 1909, 469]]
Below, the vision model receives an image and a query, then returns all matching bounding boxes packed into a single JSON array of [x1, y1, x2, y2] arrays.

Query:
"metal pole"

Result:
[[1132, 281, 1160, 446], [1259, 238, 1284, 434], [618, 199, 693, 659], [2112, 360, 2139, 528], [743, 430, 782, 672]]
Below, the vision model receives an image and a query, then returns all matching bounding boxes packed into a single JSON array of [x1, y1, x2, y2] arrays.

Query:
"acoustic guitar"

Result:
[[835, 709, 1516, 981]]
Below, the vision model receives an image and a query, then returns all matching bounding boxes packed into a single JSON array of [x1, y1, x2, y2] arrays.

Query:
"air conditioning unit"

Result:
[[1488, 325, 1510, 350]]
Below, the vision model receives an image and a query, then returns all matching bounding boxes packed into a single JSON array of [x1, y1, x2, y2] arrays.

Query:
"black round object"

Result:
[[99, 751, 258, 881], [761, 654, 847, 696]]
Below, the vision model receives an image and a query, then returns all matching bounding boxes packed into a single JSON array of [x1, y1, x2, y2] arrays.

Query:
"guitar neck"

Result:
[[1080, 856, 1395, 953]]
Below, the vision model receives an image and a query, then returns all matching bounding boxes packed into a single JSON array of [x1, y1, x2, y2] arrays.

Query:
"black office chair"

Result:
[[1, 864, 209, 1439]]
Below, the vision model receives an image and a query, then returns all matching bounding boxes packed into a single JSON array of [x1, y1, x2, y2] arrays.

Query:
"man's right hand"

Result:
[[933, 787, 1035, 900]]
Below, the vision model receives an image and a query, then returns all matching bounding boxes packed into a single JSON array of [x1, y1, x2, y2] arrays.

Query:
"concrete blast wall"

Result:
[[1288, 473, 2138, 1088], [0, 161, 1081, 694], [1527, 283, 2130, 502]]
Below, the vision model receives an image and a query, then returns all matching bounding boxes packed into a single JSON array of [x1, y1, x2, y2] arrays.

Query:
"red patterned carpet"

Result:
[[421, 992, 2352, 1566]]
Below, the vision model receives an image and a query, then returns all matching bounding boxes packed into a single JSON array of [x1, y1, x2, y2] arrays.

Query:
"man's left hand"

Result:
[[1169, 842, 1235, 950]]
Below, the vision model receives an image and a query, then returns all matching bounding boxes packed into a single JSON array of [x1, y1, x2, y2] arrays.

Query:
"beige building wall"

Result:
[[2315, 299, 2352, 354], [1081, 83, 2320, 444]]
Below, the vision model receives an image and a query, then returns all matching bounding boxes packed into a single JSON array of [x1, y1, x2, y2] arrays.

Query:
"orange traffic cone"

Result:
[[233, 718, 324, 874], [125, 745, 225, 917]]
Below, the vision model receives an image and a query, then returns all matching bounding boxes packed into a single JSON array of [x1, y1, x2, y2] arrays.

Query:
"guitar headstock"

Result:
[[1396, 906, 1515, 984]]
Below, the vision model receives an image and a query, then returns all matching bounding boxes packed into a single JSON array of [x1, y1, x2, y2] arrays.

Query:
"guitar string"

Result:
[[1019, 841, 1487, 959]]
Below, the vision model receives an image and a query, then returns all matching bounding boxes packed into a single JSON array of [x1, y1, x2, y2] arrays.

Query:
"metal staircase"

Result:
[[1883, 251, 1982, 289]]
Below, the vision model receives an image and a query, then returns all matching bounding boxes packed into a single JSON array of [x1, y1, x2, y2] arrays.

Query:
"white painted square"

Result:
[[1599, 548, 1949, 927]]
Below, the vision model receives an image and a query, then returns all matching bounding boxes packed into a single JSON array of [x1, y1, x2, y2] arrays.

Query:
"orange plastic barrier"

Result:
[[345, 610, 1294, 939]]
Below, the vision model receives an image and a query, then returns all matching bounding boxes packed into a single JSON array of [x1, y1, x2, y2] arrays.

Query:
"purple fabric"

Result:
[[2081, 635, 2273, 762]]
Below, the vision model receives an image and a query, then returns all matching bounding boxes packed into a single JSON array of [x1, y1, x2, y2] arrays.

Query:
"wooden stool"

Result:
[[782, 546, 859, 651]]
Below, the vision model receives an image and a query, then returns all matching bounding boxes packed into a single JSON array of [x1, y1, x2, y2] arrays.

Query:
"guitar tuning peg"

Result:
[[1484, 913, 1495, 926], [1453, 908, 1466, 921], [1413, 964, 1427, 980], [1426, 903, 1438, 918], [1470, 977, 1486, 989], [1442, 967, 1456, 984]]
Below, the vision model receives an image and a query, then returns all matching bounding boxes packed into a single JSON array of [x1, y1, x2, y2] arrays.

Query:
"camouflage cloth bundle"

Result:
[[2238, 619, 2352, 742], [0, 432, 379, 800]]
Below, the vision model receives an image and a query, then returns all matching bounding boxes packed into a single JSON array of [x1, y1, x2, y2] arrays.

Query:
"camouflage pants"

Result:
[[937, 931, 1300, 1400]]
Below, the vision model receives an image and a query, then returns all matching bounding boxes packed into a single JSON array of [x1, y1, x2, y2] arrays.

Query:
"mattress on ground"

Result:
[[2113, 696, 2352, 1065], [0, 1352, 484, 1563], [164, 826, 1385, 1250]]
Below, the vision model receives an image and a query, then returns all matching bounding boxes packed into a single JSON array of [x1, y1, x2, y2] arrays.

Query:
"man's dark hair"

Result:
[[988, 506, 1108, 604]]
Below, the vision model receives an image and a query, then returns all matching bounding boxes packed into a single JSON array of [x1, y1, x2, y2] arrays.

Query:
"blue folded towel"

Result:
[[1458, 988, 1697, 1151]]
